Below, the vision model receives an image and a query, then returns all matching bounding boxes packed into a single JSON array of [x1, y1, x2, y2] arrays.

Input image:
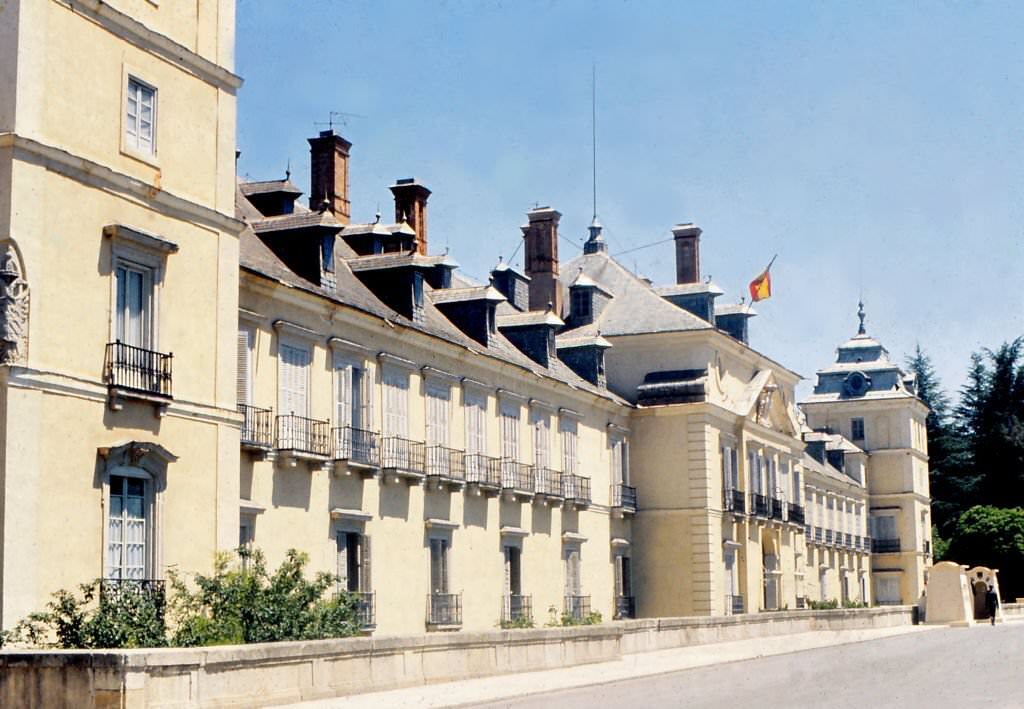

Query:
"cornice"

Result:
[[55, 0, 243, 91]]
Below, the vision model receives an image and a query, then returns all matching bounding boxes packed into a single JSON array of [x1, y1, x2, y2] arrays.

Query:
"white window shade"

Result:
[[382, 368, 409, 437], [560, 419, 578, 475], [464, 390, 486, 455], [425, 382, 451, 446], [237, 326, 254, 405], [278, 343, 310, 417], [531, 410, 550, 468]]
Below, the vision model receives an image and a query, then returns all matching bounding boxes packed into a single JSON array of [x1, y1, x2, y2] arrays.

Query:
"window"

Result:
[[125, 77, 156, 155], [721, 445, 736, 490], [531, 409, 550, 468], [412, 272, 424, 310], [239, 519, 254, 549], [615, 554, 633, 600], [564, 547, 582, 596], [875, 576, 901, 605], [107, 475, 148, 580], [872, 515, 898, 540], [337, 531, 371, 593], [851, 417, 865, 441], [819, 568, 828, 601], [429, 538, 450, 594], [560, 418, 578, 475], [500, 399, 520, 462], [382, 368, 409, 436], [425, 381, 451, 446], [115, 262, 154, 348], [571, 289, 591, 320], [278, 342, 310, 416], [465, 389, 487, 455], [237, 326, 254, 405], [335, 360, 368, 429], [504, 545, 522, 597], [612, 436, 630, 485]]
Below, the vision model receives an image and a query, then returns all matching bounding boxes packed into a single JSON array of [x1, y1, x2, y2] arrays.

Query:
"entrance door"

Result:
[[763, 554, 779, 610]]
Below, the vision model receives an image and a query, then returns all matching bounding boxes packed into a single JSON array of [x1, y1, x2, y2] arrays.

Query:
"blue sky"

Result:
[[236, 0, 1023, 399]]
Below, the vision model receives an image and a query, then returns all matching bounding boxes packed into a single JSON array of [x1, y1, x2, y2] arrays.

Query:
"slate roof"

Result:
[[236, 186, 626, 406], [429, 286, 505, 305], [251, 210, 343, 234], [801, 452, 863, 489], [347, 252, 453, 273], [239, 179, 303, 196], [715, 303, 758, 317], [497, 310, 564, 328], [559, 251, 713, 338], [656, 281, 725, 297]]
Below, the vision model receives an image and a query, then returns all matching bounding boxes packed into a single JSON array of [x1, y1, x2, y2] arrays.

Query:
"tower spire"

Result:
[[857, 300, 866, 335], [584, 63, 607, 255]]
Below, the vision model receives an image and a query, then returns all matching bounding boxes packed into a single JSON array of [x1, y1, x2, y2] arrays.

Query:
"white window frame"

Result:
[[612, 435, 630, 486], [531, 408, 551, 468], [277, 339, 311, 418], [106, 471, 152, 580], [464, 387, 487, 456], [382, 367, 410, 437], [499, 397, 521, 462], [122, 71, 158, 162], [425, 379, 452, 447], [237, 324, 255, 406], [560, 418, 578, 476], [334, 354, 370, 431]]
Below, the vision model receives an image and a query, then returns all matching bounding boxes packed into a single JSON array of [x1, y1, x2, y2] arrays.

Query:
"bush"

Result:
[[807, 598, 839, 610], [545, 605, 603, 627], [946, 506, 1024, 601], [2, 548, 362, 649], [498, 615, 535, 630]]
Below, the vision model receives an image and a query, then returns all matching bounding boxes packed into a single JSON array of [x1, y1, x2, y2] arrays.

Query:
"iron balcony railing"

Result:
[[501, 460, 534, 495], [805, 526, 813, 541], [825, 529, 834, 545], [752, 493, 769, 517], [845, 533, 854, 548], [724, 488, 746, 514], [872, 538, 901, 554], [795, 596, 807, 609], [562, 474, 592, 505], [381, 436, 425, 475], [465, 453, 502, 489], [425, 445, 466, 483], [814, 527, 824, 543], [564, 595, 591, 622], [614, 596, 636, 620], [726, 594, 744, 615], [104, 341, 173, 398], [332, 426, 380, 467], [611, 484, 638, 512], [354, 591, 375, 629], [276, 414, 330, 456], [532, 467, 563, 498], [788, 503, 805, 525], [239, 404, 274, 449], [502, 594, 532, 624], [863, 536, 873, 551], [426, 592, 462, 626], [770, 497, 785, 520]]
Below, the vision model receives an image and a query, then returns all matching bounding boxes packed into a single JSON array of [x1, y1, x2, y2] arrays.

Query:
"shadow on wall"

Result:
[[379, 480, 411, 520], [271, 463, 313, 510], [463, 492, 489, 529]]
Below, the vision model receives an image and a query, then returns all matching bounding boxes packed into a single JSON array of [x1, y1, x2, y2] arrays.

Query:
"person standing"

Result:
[[985, 585, 999, 625]]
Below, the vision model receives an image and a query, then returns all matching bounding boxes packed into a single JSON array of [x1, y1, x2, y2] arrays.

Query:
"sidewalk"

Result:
[[282, 624, 936, 709]]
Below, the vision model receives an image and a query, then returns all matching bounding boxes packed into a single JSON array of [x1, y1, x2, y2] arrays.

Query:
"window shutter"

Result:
[[362, 365, 375, 432], [500, 401, 519, 461], [336, 364, 352, 427], [336, 532, 348, 591], [503, 546, 512, 596], [237, 327, 253, 405], [614, 555, 624, 596], [532, 412, 549, 468], [361, 535, 371, 593], [560, 420, 577, 475]]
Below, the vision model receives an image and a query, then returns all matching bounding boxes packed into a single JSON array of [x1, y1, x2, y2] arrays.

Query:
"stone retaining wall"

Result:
[[0, 607, 913, 708], [1003, 602, 1023, 617]]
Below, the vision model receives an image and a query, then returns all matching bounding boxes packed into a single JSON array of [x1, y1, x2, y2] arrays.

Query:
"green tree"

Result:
[[946, 506, 1024, 601]]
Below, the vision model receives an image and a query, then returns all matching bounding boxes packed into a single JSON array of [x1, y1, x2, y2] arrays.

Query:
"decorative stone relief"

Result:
[[0, 241, 29, 365], [756, 383, 778, 427]]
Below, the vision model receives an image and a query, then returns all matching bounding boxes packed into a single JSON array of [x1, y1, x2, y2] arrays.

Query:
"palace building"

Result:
[[0, 0, 931, 637]]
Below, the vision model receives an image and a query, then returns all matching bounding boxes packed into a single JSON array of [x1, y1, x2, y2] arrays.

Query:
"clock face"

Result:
[[845, 371, 870, 396]]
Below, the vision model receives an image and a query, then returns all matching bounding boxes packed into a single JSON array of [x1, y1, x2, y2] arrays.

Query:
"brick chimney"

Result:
[[308, 130, 351, 223], [390, 178, 431, 255], [672, 223, 702, 284], [523, 207, 562, 313]]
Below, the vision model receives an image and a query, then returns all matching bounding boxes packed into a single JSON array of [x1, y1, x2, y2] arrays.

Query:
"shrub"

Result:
[[545, 605, 603, 627], [498, 615, 535, 629], [807, 598, 839, 610]]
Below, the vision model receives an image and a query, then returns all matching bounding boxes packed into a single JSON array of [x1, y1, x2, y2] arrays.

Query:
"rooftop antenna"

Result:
[[857, 299, 866, 335], [583, 63, 607, 254], [313, 111, 366, 132], [285, 159, 291, 181]]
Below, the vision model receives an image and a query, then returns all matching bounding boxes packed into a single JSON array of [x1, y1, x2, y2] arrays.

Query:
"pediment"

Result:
[[743, 371, 800, 436]]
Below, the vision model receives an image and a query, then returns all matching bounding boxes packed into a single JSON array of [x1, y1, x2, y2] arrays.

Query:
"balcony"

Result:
[[501, 461, 534, 498], [724, 488, 746, 514], [614, 596, 636, 620], [501, 594, 533, 625], [276, 414, 330, 466], [787, 503, 805, 525], [863, 535, 873, 552], [872, 538, 901, 554], [845, 533, 854, 548], [564, 595, 591, 622], [425, 445, 466, 489], [725, 594, 744, 615], [104, 341, 173, 413], [532, 467, 563, 500], [795, 596, 806, 610], [426, 592, 462, 627], [825, 529, 834, 545], [239, 404, 274, 452], [814, 527, 823, 544], [805, 526, 812, 541], [562, 474, 592, 507], [332, 426, 380, 472], [381, 436, 425, 482], [465, 453, 502, 493], [752, 493, 769, 518], [99, 578, 166, 624], [354, 591, 375, 630], [770, 497, 785, 520], [611, 484, 638, 513]]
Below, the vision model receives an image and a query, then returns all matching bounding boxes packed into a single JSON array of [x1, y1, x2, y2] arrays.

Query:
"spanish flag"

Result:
[[748, 255, 776, 302]]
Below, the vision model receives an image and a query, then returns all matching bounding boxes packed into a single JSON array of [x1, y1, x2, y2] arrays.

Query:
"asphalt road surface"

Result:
[[472, 623, 1024, 709]]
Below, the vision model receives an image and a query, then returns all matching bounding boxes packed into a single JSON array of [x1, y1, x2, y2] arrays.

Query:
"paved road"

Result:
[[473, 624, 1024, 709]]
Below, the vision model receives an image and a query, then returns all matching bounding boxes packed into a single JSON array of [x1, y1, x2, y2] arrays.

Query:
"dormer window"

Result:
[[571, 289, 591, 320], [413, 272, 424, 310]]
